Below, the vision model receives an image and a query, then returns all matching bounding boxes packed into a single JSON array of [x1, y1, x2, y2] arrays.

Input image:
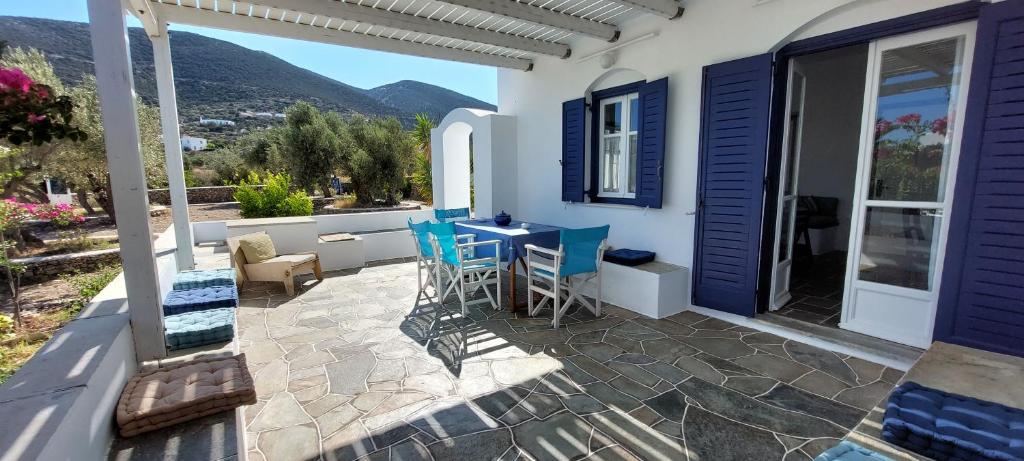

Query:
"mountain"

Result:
[[0, 16, 495, 135], [364, 80, 495, 120]]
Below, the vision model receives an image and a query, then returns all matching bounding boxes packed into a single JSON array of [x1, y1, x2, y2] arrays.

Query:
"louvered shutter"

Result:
[[934, 0, 1024, 357], [562, 98, 587, 202], [636, 78, 668, 208], [692, 54, 774, 317]]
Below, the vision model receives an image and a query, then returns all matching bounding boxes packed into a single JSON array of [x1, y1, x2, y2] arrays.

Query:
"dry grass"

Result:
[[332, 195, 359, 209]]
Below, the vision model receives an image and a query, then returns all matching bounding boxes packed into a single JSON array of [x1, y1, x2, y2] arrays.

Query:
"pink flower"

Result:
[[875, 120, 892, 136], [27, 113, 46, 124], [0, 68, 34, 94], [895, 113, 921, 125], [930, 116, 948, 135]]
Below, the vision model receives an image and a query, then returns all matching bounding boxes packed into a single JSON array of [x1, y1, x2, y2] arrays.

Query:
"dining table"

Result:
[[454, 218, 563, 312]]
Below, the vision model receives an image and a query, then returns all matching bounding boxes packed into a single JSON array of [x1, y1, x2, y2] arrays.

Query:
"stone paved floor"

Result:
[[237, 260, 904, 461]]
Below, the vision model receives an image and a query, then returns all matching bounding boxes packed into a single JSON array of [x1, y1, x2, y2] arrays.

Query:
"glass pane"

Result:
[[629, 96, 639, 132], [603, 137, 620, 192], [784, 72, 805, 196], [628, 134, 638, 194], [603, 101, 622, 135], [858, 207, 938, 290], [778, 199, 794, 263], [869, 36, 964, 202]]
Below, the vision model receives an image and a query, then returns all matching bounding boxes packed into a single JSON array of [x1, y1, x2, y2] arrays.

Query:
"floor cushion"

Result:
[[172, 268, 236, 291], [883, 381, 1024, 461], [116, 354, 256, 437], [163, 285, 238, 316], [164, 308, 235, 351], [815, 441, 894, 461]]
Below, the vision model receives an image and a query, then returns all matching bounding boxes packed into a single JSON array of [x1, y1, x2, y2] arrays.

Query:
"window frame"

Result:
[[589, 80, 645, 205]]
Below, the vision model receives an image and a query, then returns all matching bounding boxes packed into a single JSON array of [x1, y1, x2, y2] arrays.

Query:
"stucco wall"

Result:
[[496, 0, 965, 268]]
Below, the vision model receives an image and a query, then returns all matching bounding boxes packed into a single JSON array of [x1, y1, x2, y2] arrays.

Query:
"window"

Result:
[[598, 93, 640, 199]]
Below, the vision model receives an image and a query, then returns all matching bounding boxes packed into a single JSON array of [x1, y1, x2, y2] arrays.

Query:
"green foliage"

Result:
[[347, 116, 414, 206], [234, 172, 313, 218], [0, 313, 13, 339], [0, 48, 86, 146], [237, 127, 287, 173], [208, 147, 251, 185], [410, 113, 435, 204], [282, 102, 353, 196], [62, 263, 121, 312]]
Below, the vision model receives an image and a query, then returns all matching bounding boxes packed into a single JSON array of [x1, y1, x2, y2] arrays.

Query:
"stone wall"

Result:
[[148, 185, 262, 205], [316, 201, 422, 215], [14, 248, 122, 283]]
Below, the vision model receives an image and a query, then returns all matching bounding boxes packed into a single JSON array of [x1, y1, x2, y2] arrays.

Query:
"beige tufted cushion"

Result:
[[238, 233, 278, 264], [116, 354, 256, 437]]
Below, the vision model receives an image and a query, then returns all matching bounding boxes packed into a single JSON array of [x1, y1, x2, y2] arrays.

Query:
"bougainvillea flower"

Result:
[[0, 68, 34, 93], [27, 113, 47, 124], [895, 113, 921, 125], [875, 119, 892, 136], [931, 116, 948, 135]]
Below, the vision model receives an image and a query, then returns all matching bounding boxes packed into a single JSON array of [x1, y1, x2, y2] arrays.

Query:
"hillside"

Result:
[[0, 16, 495, 136]]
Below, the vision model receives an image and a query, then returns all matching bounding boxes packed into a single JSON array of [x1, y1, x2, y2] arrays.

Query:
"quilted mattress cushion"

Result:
[[164, 308, 235, 351], [814, 441, 894, 461], [883, 381, 1024, 461], [172, 268, 236, 291], [603, 249, 656, 266], [116, 354, 256, 437], [163, 285, 238, 316]]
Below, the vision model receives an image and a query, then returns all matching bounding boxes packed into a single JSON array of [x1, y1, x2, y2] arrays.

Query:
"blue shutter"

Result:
[[636, 78, 668, 208], [934, 0, 1024, 357], [562, 98, 587, 202], [692, 54, 773, 317]]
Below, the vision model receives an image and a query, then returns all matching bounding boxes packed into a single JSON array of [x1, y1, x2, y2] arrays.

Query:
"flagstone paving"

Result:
[[236, 260, 904, 461]]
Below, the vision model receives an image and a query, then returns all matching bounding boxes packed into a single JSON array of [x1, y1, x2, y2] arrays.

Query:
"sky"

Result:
[[0, 0, 498, 104]]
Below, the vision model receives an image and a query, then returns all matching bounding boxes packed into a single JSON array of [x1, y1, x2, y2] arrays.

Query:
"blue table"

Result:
[[455, 219, 563, 310]]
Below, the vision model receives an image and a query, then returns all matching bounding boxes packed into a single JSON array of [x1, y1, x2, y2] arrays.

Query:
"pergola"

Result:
[[85, 0, 682, 361]]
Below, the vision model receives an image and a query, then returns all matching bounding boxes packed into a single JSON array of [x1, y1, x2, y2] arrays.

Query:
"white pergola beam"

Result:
[[437, 0, 620, 42], [87, 0, 166, 360], [127, 0, 160, 36], [153, 3, 533, 70], [248, 0, 570, 58], [607, 0, 682, 19], [152, 21, 195, 271]]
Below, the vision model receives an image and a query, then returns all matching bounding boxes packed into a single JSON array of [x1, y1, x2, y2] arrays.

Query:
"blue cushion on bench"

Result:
[[814, 441, 893, 461], [603, 249, 655, 266], [164, 308, 235, 351], [172, 268, 236, 291], [883, 381, 1024, 461], [163, 285, 238, 316]]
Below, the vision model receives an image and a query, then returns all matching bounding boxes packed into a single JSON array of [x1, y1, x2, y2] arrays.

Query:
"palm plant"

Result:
[[410, 113, 435, 204]]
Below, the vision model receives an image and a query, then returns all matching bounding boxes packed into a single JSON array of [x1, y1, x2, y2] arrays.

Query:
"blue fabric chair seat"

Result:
[[883, 381, 1024, 461], [815, 441, 893, 461], [172, 268, 236, 291], [164, 308, 235, 351], [163, 285, 238, 316], [603, 249, 655, 266]]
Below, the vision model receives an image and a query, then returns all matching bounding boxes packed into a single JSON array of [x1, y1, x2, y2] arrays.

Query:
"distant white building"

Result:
[[181, 135, 208, 151], [199, 117, 236, 127]]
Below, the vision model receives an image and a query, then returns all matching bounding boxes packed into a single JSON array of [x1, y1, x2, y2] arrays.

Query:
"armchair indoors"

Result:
[[525, 225, 609, 329]]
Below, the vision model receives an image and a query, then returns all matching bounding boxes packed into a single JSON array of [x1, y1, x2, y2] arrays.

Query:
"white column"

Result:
[[151, 21, 194, 270], [87, 0, 166, 360]]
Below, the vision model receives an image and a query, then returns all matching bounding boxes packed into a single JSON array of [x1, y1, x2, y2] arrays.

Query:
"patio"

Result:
[[230, 256, 905, 461]]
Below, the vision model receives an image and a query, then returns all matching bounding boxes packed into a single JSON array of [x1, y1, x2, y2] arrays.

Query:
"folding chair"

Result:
[[525, 225, 609, 329], [408, 218, 439, 302], [429, 221, 502, 316], [434, 207, 471, 223]]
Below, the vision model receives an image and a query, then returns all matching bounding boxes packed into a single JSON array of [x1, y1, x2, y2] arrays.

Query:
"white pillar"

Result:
[[151, 22, 194, 270], [87, 0, 166, 360]]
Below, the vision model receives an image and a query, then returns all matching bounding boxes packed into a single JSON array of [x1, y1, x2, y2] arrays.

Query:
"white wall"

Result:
[[497, 0, 965, 269], [794, 45, 868, 253]]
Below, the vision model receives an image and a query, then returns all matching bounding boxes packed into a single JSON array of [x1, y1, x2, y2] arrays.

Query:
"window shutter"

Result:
[[562, 98, 587, 202], [636, 78, 668, 208]]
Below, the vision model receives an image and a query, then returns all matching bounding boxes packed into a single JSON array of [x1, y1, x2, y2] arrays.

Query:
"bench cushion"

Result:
[[116, 354, 256, 437], [163, 285, 238, 316], [604, 249, 656, 266], [883, 381, 1024, 461], [172, 268, 236, 291], [814, 441, 893, 461], [164, 308, 235, 351]]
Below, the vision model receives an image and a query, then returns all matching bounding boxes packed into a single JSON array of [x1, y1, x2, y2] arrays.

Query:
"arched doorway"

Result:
[[431, 108, 518, 218]]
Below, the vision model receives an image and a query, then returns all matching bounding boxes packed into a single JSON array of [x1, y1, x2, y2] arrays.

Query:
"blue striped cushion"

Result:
[[163, 285, 238, 316], [164, 308, 235, 351], [815, 441, 893, 461], [172, 268, 236, 290]]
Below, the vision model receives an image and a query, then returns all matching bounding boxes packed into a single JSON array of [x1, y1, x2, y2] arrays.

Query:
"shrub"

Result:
[[0, 313, 13, 339], [62, 263, 122, 312], [234, 172, 313, 218]]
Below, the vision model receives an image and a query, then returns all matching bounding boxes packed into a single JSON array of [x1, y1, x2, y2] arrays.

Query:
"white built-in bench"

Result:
[[580, 260, 689, 319]]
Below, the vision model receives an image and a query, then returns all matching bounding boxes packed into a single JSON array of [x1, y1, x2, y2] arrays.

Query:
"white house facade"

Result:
[[180, 135, 208, 151]]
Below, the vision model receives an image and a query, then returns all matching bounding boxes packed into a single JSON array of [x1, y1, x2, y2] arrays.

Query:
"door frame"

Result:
[[755, 1, 983, 314], [841, 21, 976, 347]]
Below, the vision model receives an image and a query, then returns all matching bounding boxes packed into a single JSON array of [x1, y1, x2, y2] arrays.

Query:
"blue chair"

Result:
[[429, 221, 501, 315], [525, 225, 609, 328], [408, 218, 439, 301], [434, 207, 471, 223]]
